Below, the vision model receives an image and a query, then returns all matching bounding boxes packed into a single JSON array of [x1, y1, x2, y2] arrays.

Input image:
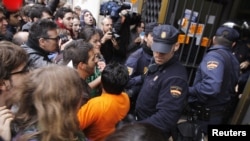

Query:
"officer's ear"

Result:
[[173, 42, 180, 52]]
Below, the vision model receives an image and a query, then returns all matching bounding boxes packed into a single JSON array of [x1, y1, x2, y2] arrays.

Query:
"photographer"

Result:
[[100, 16, 119, 64], [113, 9, 141, 63], [100, 0, 141, 63]]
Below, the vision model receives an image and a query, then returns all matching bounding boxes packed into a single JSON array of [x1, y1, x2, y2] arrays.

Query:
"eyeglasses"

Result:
[[10, 65, 29, 75], [43, 36, 60, 41]]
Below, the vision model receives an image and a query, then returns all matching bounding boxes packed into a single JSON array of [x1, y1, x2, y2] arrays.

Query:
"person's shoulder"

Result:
[[126, 48, 143, 60]]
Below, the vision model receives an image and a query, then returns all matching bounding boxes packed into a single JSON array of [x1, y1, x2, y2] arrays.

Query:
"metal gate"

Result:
[[139, 0, 236, 85]]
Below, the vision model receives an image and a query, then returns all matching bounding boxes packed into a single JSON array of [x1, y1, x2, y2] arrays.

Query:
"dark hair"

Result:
[[214, 36, 233, 47], [105, 123, 167, 141], [63, 39, 93, 68], [101, 63, 129, 94], [54, 7, 73, 20], [0, 41, 28, 80], [28, 19, 57, 42], [131, 20, 144, 33], [29, 4, 52, 21], [20, 4, 33, 17], [4, 9, 18, 19], [79, 27, 101, 42], [0, 6, 6, 14]]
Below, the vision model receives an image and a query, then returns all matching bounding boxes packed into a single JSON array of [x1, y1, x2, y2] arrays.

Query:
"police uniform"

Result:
[[188, 26, 240, 133], [125, 44, 152, 78], [125, 44, 153, 113], [125, 22, 158, 107], [135, 25, 188, 139], [233, 39, 250, 94], [125, 22, 158, 78]]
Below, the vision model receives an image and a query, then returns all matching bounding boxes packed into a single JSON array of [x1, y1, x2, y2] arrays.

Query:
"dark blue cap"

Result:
[[152, 24, 179, 53], [215, 26, 239, 42], [145, 22, 158, 35]]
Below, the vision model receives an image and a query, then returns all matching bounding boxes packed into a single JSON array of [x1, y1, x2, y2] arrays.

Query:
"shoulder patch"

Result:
[[143, 67, 148, 74], [207, 61, 219, 70], [170, 86, 182, 98], [127, 66, 133, 76]]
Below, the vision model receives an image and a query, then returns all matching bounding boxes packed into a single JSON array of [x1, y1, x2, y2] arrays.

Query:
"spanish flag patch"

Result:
[[207, 61, 219, 70], [127, 66, 133, 76], [170, 86, 182, 98]]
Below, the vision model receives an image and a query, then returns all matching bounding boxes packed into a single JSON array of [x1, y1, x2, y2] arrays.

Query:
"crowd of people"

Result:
[[0, 0, 250, 141]]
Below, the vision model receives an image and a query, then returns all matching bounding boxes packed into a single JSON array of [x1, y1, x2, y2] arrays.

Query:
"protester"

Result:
[[12, 65, 87, 141], [72, 13, 81, 39], [127, 20, 145, 55], [74, 5, 81, 17], [80, 9, 95, 28], [0, 41, 28, 141], [5, 9, 22, 40], [62, 39, 99, 103], [79, 27, 105, 97], [54, 7, 74, 37], [22, 4, 53, 31], [12, 31, 29, 45], [78, 63, 130, 141], [0, 6, 8, 41], [21, 19, 59, 69]]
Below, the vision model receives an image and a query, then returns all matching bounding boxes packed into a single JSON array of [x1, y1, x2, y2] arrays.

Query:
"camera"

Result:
[[59, 34, 69, 44], [100, 0, 131, 21], [108, 28, 120, 39]]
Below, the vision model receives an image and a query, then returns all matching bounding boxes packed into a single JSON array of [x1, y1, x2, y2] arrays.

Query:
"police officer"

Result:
[[125, 22, 158, 78], [135, 24, 188, 139], [225, 21, 250, 96], [125, 22, 158, 113], [188, 26, 240, 134]]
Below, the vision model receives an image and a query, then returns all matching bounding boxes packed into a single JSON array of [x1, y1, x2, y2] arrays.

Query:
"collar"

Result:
[[142, 43, 153, 56], [149, 55, 177, 73], [26, 37, 50, 56], [208, 45, 232, 52]]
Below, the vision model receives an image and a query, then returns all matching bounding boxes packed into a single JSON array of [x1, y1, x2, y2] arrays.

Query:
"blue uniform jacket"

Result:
[[188, 45, 240, 110], [125, 46, 152, 78], [135, 56, 188, 137]]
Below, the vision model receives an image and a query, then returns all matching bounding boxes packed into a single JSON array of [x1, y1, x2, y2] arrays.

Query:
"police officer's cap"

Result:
[[145, 22, 158, 35], [215, 26, 240, 42], [152, 24, 179, 53]]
